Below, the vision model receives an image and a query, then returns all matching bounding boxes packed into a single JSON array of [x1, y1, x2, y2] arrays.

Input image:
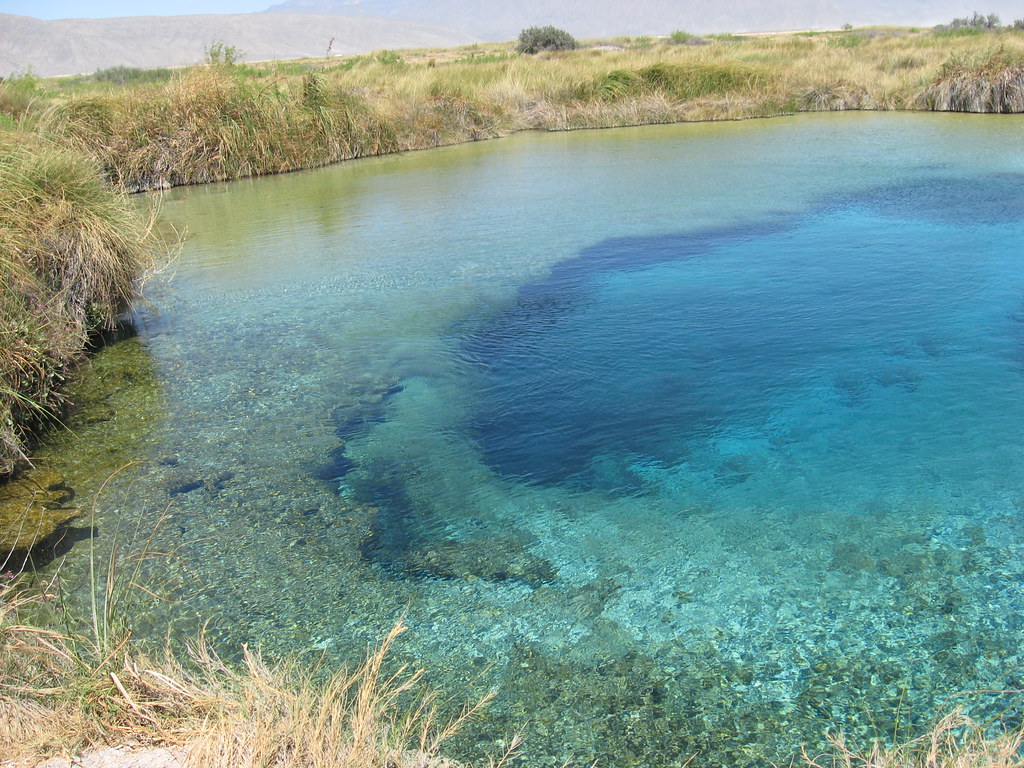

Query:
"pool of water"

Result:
[[42, 112, 1024, 767]]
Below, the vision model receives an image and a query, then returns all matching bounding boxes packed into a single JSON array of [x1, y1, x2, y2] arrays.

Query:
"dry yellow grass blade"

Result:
[[2, 578, 493, 767]]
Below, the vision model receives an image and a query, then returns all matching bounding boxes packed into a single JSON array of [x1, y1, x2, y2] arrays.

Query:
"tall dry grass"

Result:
[[22, 26, 1024, 196], [0, 132, 161, 475], [921, 48, 1024, 111], [805, 708, 1024, 768], [1, 574, 496, 766]]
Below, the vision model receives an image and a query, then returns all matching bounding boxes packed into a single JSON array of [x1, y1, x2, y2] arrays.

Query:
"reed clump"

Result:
[[44, 65, 403, 192], [0, 133, 159, 476], [921, 48, 1024, 111], [800, 79, 875, 110]]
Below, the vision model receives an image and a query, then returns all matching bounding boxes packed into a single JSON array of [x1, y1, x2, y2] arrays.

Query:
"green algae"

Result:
[[43, 334, 166, 488], [0, 334, 164, 565], [0, 468, 80, 567]]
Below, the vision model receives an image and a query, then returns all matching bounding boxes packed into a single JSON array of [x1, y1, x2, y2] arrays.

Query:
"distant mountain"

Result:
[[0, 12, 476, 78], [264, 0, 1024, 39]]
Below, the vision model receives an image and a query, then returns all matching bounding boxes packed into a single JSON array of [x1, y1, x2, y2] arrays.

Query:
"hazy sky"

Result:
[[1, 1, 271, 17], [4, 0, 1022, 24]]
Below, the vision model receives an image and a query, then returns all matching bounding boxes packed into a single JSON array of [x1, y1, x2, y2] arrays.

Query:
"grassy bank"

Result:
[[2, 26, 1024, 194], [0, 133, 159, 478]]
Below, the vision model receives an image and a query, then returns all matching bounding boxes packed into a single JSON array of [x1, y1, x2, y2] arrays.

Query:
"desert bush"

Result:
[[204, 40, 243, 67], [375, 49, 406, 66], [516, 26, 579, 55]]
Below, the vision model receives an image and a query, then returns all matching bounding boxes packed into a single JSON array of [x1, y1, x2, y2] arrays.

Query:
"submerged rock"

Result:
[[167, 479, 204, 496], [404, 536, 557, 586]]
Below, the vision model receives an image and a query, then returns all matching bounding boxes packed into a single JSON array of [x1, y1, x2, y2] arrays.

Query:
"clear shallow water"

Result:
[[43, 113, 1024, 766]]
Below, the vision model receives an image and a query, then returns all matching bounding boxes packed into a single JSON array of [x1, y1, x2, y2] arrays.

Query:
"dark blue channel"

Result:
[[459, 174, 1024, 490]]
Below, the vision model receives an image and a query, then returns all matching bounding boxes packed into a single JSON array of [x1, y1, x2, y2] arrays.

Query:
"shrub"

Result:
[[935, 11, 1002, 34], [375, 49, 405, 66], [0, 71, 43, 120], [204, 40, 243, 67], [516, 26, 579, 55]]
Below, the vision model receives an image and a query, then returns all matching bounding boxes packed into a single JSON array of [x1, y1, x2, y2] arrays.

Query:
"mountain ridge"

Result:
[[264, 0, 1024, 39]]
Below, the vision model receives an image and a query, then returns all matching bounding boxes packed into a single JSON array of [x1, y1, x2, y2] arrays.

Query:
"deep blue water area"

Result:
[[43, 114, 1024, 768], [463, 174, 1024, 496]]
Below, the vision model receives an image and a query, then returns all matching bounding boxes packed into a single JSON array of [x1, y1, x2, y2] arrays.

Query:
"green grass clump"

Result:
[[0, 72, 46, 123], [0, 133, 158, 475], [93, 65, 173, 86], [830, 33, 867, 48], [638, 61, 767, 98], [582, 61, 767, 103], [933, 25, 986, 38]]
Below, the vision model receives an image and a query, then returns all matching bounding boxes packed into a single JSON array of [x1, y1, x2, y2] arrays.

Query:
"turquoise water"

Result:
[[47, 113, 1024, 766]]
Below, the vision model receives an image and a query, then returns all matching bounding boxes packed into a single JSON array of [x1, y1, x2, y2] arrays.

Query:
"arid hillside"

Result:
[[265, 0, 1024, 39], [0, 12, 476, 77]]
